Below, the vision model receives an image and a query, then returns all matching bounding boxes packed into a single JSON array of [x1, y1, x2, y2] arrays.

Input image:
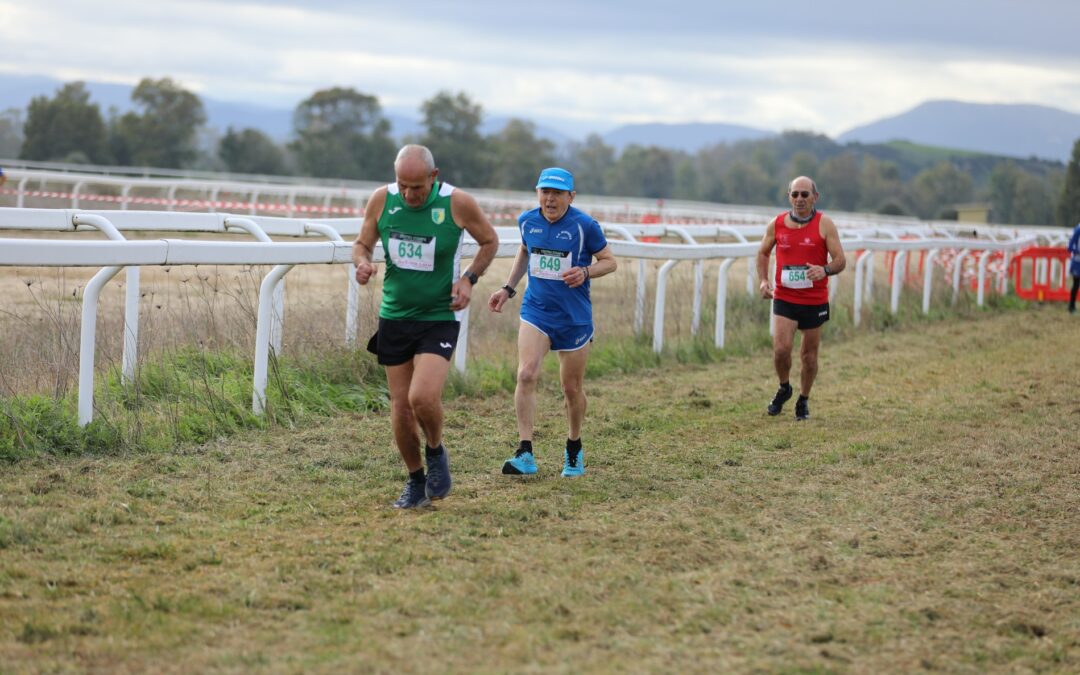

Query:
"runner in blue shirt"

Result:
[[488, 167, 617, 477], [1069, 221, 1080, 314]]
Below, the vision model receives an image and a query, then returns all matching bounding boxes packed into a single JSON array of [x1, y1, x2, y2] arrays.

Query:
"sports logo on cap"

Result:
[[536, 167, 574, 192]]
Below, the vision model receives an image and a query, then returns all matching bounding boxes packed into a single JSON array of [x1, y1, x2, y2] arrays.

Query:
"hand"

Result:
[[450, 278, 472, 311], [488, 288, 509, 313], [759, 280, 774, 299], [807, 264, 827, 282], [561, 266, 588, 289], [355, 261, 376, 285]]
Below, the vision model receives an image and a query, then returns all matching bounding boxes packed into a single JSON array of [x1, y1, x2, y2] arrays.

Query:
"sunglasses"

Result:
[[790, 190, 812, 198]]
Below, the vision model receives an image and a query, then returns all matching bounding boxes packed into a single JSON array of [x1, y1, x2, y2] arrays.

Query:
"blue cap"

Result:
[[536, 167, 574, 192]]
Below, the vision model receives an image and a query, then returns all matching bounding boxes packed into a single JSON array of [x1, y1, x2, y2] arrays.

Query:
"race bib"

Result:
[[780, 265, 813, 289], [388, 233, 435, 272], [530, 247, 571, 280]]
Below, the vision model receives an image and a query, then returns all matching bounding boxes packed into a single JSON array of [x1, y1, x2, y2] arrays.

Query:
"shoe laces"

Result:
[[399, 480, 424, 499]]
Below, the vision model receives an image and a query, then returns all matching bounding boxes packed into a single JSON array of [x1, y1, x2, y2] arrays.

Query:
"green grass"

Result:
[[1, 304, 1078, 672], [884, 139, 983, 161], [0, 346, 389, 461]]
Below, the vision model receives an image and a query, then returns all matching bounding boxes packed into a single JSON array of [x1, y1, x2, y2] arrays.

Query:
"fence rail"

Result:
[[0, 204, 1064, 426]]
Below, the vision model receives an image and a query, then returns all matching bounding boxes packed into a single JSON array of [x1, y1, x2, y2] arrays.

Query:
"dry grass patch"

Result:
[[2, 301, 1079, 672]]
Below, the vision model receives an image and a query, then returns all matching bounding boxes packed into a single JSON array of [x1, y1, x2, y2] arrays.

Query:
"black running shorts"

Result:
[[366, 318, 461, 366], [772, 299, 830, 330]]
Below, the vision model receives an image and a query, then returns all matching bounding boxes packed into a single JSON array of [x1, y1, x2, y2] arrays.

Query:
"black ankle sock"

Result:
[[797, 395, 809, 403], [425, 444, 444, 458], [409, 468, 426, 483], [518, 440, 533, 455], [780, 382, 792, 391], [567, 438, 582, 453]]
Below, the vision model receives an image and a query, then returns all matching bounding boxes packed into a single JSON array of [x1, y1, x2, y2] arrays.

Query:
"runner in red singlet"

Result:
[[756, 176, 846, 421]]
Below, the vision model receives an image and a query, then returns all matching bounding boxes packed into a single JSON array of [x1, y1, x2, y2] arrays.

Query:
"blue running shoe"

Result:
[[561, 448, 585, 478], [393, 479, 431, 509], [425, 448, 452, 500], [502, 450, 537, 475]]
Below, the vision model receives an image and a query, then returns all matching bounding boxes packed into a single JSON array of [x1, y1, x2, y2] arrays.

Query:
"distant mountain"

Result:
[[838, 100, 1080, 163], [602, 122, 774, 153]]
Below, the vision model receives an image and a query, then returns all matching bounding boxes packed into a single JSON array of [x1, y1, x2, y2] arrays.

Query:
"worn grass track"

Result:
[[2, 305, 1078, 673]]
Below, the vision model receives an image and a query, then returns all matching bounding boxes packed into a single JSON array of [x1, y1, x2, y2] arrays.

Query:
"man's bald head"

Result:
[[394, 145, 439, 208], [395, 145, 435, 173], [789, 176, 818, 195]]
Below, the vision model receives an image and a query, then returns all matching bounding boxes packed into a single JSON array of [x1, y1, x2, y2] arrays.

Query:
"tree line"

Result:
[[2, 77, 1080, 226]]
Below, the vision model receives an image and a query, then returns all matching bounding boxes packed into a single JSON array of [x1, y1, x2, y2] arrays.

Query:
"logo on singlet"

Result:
[[389, 207, 402, 214]]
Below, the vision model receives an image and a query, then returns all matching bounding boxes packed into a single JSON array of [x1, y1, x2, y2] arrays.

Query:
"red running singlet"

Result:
[[772, 211, 829, 305]]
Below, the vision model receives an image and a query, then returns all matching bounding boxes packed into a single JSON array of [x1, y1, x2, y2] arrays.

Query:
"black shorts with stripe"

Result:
[[366, 318, 460, 366], [772, 299, 830, 330]]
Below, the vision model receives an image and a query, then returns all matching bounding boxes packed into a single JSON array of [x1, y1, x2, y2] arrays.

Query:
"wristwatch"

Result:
[[501, 284, 517, 298], [461, 270, 479, 285]]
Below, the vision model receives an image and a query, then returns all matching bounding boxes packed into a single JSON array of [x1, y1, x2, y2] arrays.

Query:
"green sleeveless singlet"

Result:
[[378, 181, 463, 321]]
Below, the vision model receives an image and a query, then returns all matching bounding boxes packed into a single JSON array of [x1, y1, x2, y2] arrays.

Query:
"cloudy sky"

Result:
[[2, 0, 1078, 138]]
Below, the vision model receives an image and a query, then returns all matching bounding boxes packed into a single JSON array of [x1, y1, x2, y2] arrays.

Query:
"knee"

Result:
[[517, 363, 541, 387], [407, 390, 440, 419], [390, 391, 413, 415], [562, 380, 584, 400]]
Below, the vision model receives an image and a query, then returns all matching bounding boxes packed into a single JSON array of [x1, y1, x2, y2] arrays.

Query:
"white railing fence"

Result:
[[0, 207, 1063, 426]]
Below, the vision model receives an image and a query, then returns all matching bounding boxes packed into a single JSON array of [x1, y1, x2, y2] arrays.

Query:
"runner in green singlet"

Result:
[[352, 145, 498, 509]]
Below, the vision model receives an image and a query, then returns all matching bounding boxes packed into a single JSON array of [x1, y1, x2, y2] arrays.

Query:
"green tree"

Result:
[[671, 157, 699, 200], [110, 78, 206, 168], [0, 108, 23, 159], [785, 151, 819, 186], [817, 152, 861, 211], [857, 157, 907, 214], [487, 119, 555, 190], [418, 91, 491, 187], [694, 145, 733, 203], [288, 87, 395, 180], [563, 134, 616, 195], [1010, 171, 1056, 224], [20, 82, 111, 164], [910, 161, 973, 219], [1058, 138, 1080, 226], [218, 127, 288, 176], [608, 145, 676, 199], [988, 161, 1021, 223], [721, 160, 772, 205]]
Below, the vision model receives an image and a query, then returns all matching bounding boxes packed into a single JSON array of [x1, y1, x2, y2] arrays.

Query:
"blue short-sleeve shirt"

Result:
[[518, 205, 608, 325]]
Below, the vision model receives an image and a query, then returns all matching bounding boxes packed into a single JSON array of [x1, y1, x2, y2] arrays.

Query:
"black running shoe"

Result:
[[425, 448, 452, 500], [795, 396, 809, 421], [767, 384, 793, 416], [392, 479, 431, 509]]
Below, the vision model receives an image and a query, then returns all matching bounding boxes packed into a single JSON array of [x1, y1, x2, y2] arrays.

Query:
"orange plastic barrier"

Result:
[[1010, 246, 1073, 302], [640, 212, 661, 242], [884, 238, 924, 287]]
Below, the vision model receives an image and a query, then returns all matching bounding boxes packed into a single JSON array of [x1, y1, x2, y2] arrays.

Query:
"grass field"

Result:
[[1, 301, 1078, 673]]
